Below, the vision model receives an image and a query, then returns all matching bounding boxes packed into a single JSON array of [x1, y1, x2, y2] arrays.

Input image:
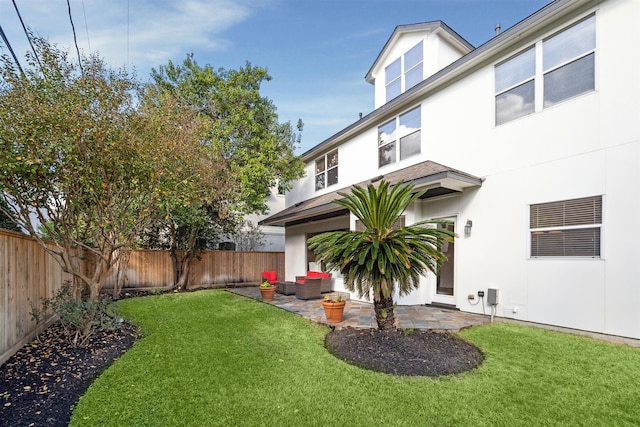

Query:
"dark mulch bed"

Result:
[[0, 322, 139, 427], [325, 327, 484, 377]]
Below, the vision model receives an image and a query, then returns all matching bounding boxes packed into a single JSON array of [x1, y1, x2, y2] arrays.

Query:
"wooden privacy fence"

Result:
[[0, 229, 71, 365], [0, 228, 284, 365], [103, 249, 285, 291]]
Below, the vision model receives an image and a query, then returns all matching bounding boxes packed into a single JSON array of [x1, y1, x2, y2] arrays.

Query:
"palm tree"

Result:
[[307, 180, 454, 330]]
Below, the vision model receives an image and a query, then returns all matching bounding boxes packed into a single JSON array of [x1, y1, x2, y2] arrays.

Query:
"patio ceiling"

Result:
[[260, 160, 482, 227]]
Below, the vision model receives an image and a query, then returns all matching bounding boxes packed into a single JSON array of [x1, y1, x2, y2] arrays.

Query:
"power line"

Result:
[[11, 0, 43, 70], [81, 0, 91, 53], [0, 24, 24, 74], [66, 0, 83, 74]]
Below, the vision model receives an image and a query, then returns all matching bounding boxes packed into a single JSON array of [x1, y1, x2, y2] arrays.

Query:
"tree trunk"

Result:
[[175, 260, 191, 290], [169, 246, 194, 290], [373, 296, 396, 330], [169, 225, 200, 291], [113, 249, 131, 298]]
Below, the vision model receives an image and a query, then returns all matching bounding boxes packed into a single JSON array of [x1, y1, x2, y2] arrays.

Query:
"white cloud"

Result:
[[0, 0, 266, 74]]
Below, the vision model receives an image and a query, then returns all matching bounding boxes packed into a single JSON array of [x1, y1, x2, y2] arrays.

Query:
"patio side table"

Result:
[[276, 281, 296, 295]]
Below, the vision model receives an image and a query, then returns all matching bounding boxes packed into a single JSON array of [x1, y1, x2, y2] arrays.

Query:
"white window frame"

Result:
[[495, 14, 595, 126], [314, 149, 338, 191], [377, 106, 421, 168], [385, 40, 424, 103], [529, 195, 603, 258]]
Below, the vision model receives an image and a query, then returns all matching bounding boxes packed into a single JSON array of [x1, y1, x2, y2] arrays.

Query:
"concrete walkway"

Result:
[[228, 287, 490, 331]]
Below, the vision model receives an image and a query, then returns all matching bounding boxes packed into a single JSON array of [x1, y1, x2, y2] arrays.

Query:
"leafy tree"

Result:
[[143, 54, 305, 289], [0, 196, 21, 232], [308, 181, 455, 330], [234, 220, 267, 251], [0, 38, 180, 335]]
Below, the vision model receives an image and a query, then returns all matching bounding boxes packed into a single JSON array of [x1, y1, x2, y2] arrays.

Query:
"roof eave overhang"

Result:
[[258, 203, 347, 228], [260, 168, 482, 227], [301, 0, 597, 163]]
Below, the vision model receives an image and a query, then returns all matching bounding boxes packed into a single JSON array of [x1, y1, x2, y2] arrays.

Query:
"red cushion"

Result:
[[261, 271, 277, 283], [307, 271, 330, 279]]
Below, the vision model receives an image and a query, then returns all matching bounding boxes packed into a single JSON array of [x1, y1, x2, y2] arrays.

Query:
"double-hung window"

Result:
[[378, 106, 421, 167], [495, 48, 535, 125], [495, 14, 595, 125], [315, 149, 338, 191], [385, 41, 424, 102], [543, 15, 595, 107], [530, 195, 602, 258]]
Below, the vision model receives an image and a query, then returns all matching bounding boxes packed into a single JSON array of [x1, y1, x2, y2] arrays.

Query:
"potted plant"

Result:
[[259, 280, 276, 302], [321, 294, 346, 323]]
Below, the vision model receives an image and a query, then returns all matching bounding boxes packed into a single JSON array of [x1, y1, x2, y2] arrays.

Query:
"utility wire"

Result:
[[127, 0, 129, 67], [11, 0, 43, 70], [66, 0, 83, 74], [0, 24, 24, 74], [81, 0, 91, 53]]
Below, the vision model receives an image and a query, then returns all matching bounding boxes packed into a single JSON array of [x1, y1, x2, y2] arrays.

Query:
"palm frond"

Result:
[[308, 180, 455, 311]]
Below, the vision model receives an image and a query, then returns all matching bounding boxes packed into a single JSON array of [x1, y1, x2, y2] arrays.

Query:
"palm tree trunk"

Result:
[[374, 296, 396, 330]]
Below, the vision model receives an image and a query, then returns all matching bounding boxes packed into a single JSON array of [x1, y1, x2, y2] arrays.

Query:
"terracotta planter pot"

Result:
[[259, 286, 276, 302], [322, 300, 346, 323]]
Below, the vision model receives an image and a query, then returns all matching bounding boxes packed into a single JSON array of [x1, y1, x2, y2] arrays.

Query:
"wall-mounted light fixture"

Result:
[[464, 219, 473, 237]]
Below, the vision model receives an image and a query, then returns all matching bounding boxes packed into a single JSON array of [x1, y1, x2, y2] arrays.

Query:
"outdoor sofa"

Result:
[[294, 277, 322, 300], [295, 271, 332, 293]]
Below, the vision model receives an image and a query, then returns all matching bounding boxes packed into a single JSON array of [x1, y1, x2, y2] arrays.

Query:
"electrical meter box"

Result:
[[488, 288, 499, 306]]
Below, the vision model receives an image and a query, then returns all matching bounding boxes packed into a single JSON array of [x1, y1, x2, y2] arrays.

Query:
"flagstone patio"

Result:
[[228, 287, 491, 331]]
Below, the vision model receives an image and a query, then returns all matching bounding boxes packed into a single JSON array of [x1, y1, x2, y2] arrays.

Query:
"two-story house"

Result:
[[261, 0, 640, 340]]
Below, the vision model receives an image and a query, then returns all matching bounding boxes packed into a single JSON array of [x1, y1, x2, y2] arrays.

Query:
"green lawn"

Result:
[[70, 290, 640, 426]]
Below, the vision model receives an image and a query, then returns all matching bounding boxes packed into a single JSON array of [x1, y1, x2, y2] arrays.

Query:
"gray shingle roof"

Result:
[[260, 160, 482, 226]]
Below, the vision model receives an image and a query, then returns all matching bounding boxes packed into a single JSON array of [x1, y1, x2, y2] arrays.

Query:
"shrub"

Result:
[[32, 281, 122, 347]]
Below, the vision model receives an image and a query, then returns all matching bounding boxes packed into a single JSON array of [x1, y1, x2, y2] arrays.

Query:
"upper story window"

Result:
[[385, 41, 423, 102], [315, 149, 338, 191], [495, 14, 595, 126], [530, 195, 602, 258], [495, 47, 535, 125], [378, 106, 421, 168]]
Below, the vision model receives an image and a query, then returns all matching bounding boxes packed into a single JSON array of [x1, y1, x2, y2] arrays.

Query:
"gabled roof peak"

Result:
[[365, 20, 474, 83]]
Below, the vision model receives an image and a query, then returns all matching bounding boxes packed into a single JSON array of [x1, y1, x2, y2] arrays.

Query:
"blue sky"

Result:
[[1, 0, 551, 154]]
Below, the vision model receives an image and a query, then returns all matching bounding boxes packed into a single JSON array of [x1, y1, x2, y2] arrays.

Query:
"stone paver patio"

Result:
[[228, 287, 490, 331]]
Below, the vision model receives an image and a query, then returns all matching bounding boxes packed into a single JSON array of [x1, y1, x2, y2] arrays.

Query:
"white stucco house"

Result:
[[260, 0, 640, 339]]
